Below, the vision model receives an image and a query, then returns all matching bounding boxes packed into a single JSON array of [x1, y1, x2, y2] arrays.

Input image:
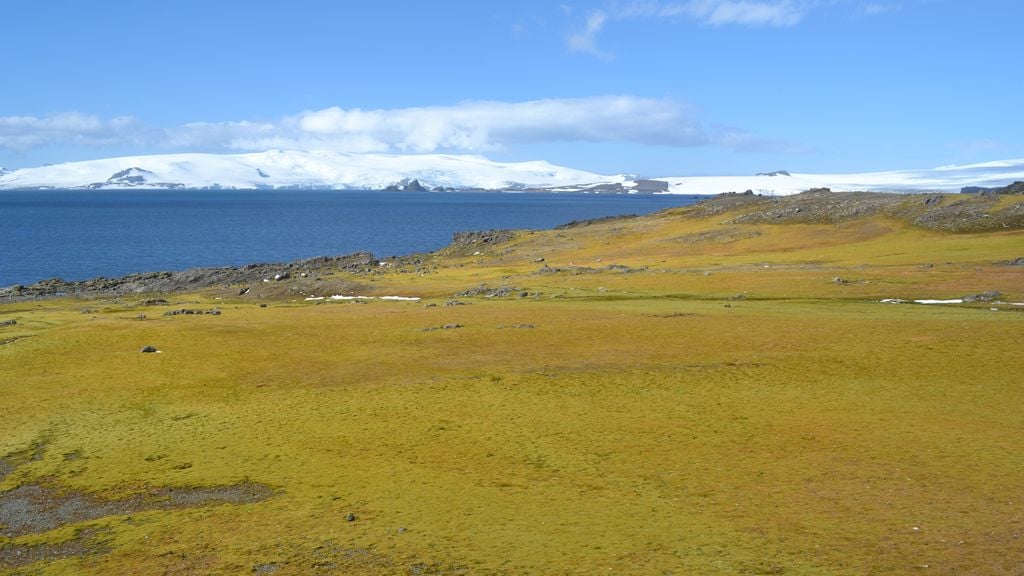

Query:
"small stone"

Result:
[[259, 304, 268, 308], [346, 513, 356, 522], [140, 346, 159, 353]]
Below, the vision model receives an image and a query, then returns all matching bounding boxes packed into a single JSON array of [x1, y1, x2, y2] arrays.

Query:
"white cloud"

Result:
[[658, 1, 805, 27], [0, 113, 144, 150], [0, 97, 783, 156], [566, 1, 807, 60], [567, 9, 612, 59]]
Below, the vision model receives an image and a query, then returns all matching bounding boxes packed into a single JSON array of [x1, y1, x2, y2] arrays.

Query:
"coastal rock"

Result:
[[2, 252, 378, 302]]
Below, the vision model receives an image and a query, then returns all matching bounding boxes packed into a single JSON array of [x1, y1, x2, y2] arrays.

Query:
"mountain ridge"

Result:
[[1, 150, 1024, 195]]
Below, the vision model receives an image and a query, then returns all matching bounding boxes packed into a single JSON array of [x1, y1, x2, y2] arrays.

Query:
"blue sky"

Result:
[[1, 0, 1021, 176]]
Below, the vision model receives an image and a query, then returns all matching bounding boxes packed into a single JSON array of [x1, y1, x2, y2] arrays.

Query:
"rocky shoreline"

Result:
[[5, 190, 1022, 303], [0, 253, 379, 302]]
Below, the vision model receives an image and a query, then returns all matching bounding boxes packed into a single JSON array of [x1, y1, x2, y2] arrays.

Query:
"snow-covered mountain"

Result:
[[0, 150, 1022, 194], [646, 158, 1024, 196], [0, 150, 622, 191]]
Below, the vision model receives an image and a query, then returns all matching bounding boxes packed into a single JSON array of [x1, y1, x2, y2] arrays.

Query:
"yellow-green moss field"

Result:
[[2, 209, 1023, 575]]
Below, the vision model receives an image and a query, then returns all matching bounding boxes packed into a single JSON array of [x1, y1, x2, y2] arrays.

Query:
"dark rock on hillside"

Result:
[[0, 167, 9, 176], [962, 291, 1001, 303], [441, 230, 516, 256], [404, 179, 428, 192], [756, 170, 791, 177], [996, 257, 1024, 266], [456, 284, 519, 298], [556, 213, 639, 229], [686, 188, 1024, 232], [86, 167, 185, 189], [384, 179, 428, 192], [961, 181, 1024, 195]]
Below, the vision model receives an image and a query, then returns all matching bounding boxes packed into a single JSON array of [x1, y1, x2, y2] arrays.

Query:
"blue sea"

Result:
[[0, 190, 700, 287]]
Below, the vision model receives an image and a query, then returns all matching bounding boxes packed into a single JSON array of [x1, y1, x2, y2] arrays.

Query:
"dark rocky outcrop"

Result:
[[86, 167, 185, 189], [556, 214, 639, 229], [684, 189, 1024, 232], [384, 179, 428, 192], [455, 284, 519, 298], [440, 230, 516, 256], [962, 291, 1001, 303], [961, 181, 1024, 195]]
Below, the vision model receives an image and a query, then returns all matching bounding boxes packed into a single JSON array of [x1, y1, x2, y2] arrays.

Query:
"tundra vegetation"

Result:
[[1, 191, 1022, 575]]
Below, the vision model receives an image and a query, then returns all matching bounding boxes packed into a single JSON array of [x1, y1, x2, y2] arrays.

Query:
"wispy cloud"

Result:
[[566, 1, 899, 58], [657, 1, 806, 27], [567, 9, 613, 59], [0, 113, 146, 150], [0, 97, 788, 157]]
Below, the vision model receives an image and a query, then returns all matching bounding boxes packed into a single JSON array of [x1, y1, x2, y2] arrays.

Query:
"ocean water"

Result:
[[0, 190, 700, 287]]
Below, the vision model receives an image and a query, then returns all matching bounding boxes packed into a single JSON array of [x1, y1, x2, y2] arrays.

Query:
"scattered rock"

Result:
[[418, 324, 463, 333], [498, 324, 535, 329], [442, 230, 516, 256], [345, 513, 357, 522], [163, 308, 221, 316], [238, 287, 250, 295], [996, 257, 1024, 267], [140, 346, 159, 353], [445, 300, 466, 307], [962, 291, 1001, 303], [0, 320, 16, 327], [259, 303, 268, 308], [141, 298, 168, 306], [455, 284, 518, 298]]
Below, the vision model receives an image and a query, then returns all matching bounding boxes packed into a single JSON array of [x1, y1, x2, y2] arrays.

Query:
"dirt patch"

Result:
[[0, 527, 110, 569], [0, 482, 275, 538]]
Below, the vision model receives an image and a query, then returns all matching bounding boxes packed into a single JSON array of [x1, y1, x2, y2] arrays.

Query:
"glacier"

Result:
[[0, 150, 1022, 195]]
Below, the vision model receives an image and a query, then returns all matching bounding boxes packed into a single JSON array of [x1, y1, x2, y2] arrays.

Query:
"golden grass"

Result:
[[2, 208, 1023, 575]]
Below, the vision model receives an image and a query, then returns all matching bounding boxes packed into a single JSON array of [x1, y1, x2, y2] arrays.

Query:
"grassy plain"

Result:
[[1, 194, 1023, 574]]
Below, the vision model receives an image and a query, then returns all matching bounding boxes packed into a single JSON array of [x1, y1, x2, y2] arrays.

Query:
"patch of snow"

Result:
[[378, 296, 421, 301], [914, 299, 964, 305]]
